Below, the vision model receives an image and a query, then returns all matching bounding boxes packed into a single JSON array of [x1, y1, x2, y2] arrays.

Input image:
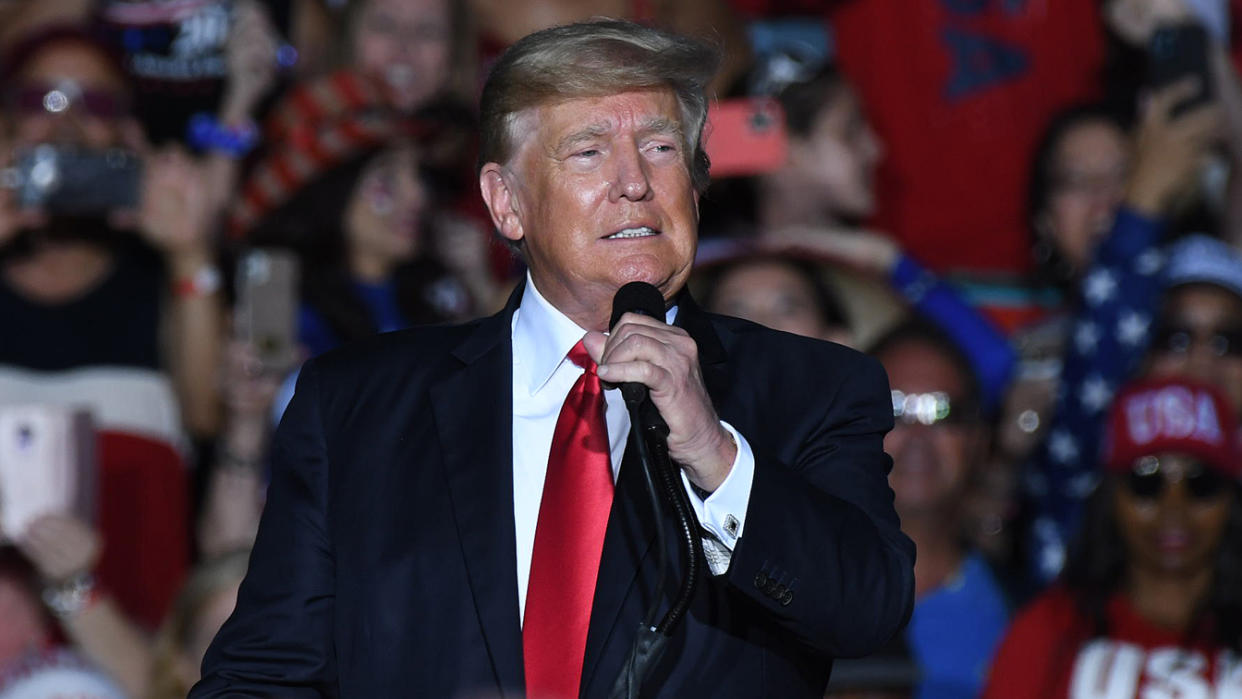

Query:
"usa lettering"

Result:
[[1069, 640, 1242, 698]]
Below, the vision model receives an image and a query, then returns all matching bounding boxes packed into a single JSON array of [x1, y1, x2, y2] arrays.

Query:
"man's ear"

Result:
[[479, 163, 525, 244]]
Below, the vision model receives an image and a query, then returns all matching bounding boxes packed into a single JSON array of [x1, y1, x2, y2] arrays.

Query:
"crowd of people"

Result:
[[0, 0, 1240, 696]]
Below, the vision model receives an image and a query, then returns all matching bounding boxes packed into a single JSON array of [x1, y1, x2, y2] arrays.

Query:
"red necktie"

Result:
[[524, 340, 615, 699]]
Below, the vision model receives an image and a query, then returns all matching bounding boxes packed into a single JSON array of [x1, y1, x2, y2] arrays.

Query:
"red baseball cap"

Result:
[[1102, 377, 1241, 478]]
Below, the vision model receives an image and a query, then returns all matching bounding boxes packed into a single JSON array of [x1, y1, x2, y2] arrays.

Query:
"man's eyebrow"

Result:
[[639, 117, 683, 140], [550, 117, 685, 155], [552, 124, 611, 154]]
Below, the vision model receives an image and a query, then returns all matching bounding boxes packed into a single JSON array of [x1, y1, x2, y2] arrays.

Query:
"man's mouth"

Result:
[[604, 226, 658, 240]]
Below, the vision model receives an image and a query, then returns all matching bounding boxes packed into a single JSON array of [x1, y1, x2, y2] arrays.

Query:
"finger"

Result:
[[1147, 76, 1203, 117], [595, 358, 673, 390], [1172, 104, 1224, 139], [601, 323, 686, 367]]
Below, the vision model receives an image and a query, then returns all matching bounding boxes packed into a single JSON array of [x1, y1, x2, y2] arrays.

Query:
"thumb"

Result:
[[582, 331, 608, 366]]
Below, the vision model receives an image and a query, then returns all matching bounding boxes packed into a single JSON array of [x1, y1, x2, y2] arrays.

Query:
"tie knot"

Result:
[[567, 340, 596, 373]]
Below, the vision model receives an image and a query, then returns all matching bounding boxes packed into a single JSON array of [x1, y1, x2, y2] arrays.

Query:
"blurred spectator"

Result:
[[1021, 78, 1224, 585], [1100, 0, 1242, 244], [698, 250, 854, 346], [146, 550, 247, 699], [337, 0, 472, 112], [235, 70, 493, 358], [0, 26, 223, 627], [1147, 234, 1242, 411], [829, 0, 1107, 276], [196, 342, 274, 559], [985, 377, 1242, 698], [708, 64, 1015, 408], [871, 321, 1010, 699], [95, 0, 283, 145]]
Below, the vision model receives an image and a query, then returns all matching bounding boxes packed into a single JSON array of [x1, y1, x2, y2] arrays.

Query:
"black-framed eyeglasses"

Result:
[[1124, 455, 1228, 501], [1149, 323, 1242, 358]]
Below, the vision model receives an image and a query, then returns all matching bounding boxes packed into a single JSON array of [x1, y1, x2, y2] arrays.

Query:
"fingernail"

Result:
[[597, 365, 611, 378]]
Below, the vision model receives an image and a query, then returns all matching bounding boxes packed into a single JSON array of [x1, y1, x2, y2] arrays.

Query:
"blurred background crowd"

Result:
[[0, 0, 1240, 697]]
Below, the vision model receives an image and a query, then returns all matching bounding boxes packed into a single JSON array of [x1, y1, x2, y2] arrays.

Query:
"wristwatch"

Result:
[[42, 573, 100, 619]]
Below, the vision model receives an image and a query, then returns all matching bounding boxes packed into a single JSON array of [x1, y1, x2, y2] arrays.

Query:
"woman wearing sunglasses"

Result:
[[983, 376, 1242, 697]]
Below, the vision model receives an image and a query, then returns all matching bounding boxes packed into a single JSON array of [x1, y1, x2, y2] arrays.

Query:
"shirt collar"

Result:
[[511, 273, 680, 396]]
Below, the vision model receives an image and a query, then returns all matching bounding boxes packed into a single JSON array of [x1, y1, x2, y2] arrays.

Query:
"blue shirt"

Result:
[[907, 552, 1009, 699]]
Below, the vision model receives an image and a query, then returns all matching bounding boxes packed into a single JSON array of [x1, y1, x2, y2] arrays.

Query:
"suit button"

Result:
[[754, 573, 768, 589], [780, 590, 794, 606]]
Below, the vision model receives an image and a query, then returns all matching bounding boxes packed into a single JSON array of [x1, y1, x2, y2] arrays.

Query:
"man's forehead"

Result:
[[526, 90, 684, 142]]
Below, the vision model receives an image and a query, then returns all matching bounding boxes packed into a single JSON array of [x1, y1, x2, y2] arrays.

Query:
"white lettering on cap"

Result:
[[1195, 392, 1223, 445], [1124, 386, 1222, 447]]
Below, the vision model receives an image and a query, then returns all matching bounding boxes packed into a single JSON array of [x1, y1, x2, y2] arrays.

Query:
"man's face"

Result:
[[879, 340, 982, 518], [482, 88, 699, 330]]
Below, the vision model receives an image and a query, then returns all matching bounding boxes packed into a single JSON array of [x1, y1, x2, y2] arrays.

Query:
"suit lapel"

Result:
[[579, 293, 731, 692], [432, 285, 525, 696]]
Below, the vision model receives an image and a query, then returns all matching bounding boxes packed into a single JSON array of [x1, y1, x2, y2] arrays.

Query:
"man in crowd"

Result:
[[192, 19, 914, 698]]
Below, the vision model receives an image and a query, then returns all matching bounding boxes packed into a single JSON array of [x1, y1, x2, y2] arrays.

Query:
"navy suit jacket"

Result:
[[191, 284, 915, 698]]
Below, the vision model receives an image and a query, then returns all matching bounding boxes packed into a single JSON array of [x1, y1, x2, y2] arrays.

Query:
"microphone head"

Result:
[[610, 281, 666, 330]]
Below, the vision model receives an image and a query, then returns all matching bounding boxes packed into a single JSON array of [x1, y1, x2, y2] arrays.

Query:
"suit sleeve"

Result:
[[190, 360, 339, 697], [724, 351, 916, 658]]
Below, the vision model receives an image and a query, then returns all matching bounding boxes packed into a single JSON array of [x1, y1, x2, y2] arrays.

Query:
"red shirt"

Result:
[[830, 0, 1105, 276], [984, 587, 1241, 698]]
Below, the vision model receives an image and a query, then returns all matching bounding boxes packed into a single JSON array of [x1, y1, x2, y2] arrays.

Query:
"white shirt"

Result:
[[511, 276, 755, 623]]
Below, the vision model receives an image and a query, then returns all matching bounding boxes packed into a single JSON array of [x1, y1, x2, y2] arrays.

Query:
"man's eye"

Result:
[[575, 149, 600, 158], [651, 144, 676, 153]]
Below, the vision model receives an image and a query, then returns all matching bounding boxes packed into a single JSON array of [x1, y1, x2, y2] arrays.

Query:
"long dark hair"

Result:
[[1061, 478, 1242, 651], [1026, 103, 1131, 293], [246, 148, 453, 346]]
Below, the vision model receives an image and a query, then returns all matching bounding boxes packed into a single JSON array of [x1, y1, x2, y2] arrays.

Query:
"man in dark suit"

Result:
[[192, 19, 914, 698]]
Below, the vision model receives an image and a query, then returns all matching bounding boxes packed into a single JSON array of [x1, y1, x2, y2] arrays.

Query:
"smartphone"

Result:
[[235, 248, 300, 373], [1149, 22, 1214, 116], [13, 144, 143, 215], [705, 98, 788, 177], [0, 406, 97, 542]]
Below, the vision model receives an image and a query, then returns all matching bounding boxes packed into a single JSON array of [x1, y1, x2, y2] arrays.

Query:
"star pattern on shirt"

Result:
[[1083, 269, 1118, 306], [1117, 310, 1150, 348], [1080, 375, 1114, 414], [1066, 471, 1100, 498], [1034, 516, 1067, 579], [1048, 429, 1079, 464], [1074, 321, 1100, 354], [1134, 248, 1164, 276]]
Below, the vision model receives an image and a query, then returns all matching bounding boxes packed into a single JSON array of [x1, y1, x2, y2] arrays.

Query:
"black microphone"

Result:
[[609, 281, 667, 408]]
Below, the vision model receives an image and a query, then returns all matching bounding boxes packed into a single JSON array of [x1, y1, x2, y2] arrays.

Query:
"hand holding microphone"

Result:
[[580, 282, 737, 493]]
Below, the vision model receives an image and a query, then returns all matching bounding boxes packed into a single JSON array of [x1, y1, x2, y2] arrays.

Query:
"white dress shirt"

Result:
[[511, 276, 755, 623]]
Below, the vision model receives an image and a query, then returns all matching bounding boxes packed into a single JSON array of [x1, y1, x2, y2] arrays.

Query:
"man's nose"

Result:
[[609, 145, 651, 202]]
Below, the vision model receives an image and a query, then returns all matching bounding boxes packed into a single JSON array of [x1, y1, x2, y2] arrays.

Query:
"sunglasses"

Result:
[[1124, 455, 1229, 501], [1150, 323, 1242, 358], [5, 81, 129, 120], [891, 390, 979, 426]]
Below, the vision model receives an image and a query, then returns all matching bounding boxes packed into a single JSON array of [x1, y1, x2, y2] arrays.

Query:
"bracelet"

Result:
[[173, 264, 222, 298], [42, 573, 101, 619], [218, 444, 263, 473], [187, 112, 260, 158]]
